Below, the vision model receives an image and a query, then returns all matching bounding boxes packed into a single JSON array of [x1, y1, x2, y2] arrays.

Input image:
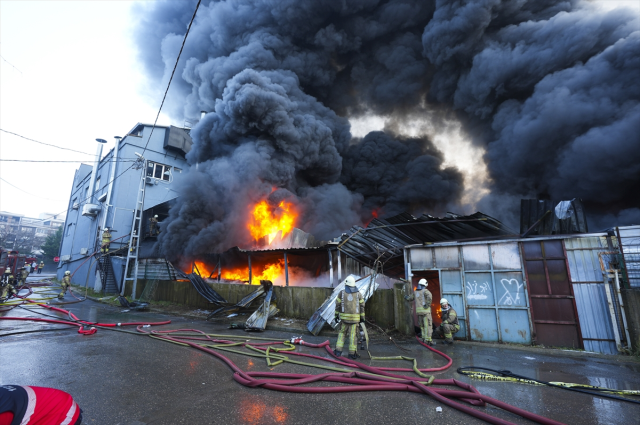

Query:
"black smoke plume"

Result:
[[133, 0, 640, 259]]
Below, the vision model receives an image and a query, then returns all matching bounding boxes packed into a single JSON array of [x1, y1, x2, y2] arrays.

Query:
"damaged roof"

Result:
[[338, 211, 515, 278]]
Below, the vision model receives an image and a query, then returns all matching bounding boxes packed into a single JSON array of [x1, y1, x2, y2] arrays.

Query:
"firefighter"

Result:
[[2, 266, 11, 284], [59, 270, 71, 299], [38, 261, 44, 274], [334, 276, 365, 359], [149, 215, 159, 236], [1, 274, 17, 301], [435, 298, 460, 345], [101, 228, 112, 253], [404, 278, 434, 345], [19, 266, 29, 285]]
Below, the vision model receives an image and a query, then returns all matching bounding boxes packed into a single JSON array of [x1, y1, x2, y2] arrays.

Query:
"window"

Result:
[[95, 177, 101, 193], [85, 186, 89, 199], [146, 162, 172, 181], [66, 224, 73, 236]]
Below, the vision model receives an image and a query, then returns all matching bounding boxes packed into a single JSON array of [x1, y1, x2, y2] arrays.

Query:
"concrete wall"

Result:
[[128, 279, 397, 330], [621, 289, 640, 352]]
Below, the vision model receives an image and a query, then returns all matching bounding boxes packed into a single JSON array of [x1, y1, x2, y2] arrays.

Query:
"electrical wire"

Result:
[[2, 1, 202, 237], [0, 129, 95, 155], [0, 177, 67, 201], [0, 159, 139, 163], [140, 0, 201, 157]]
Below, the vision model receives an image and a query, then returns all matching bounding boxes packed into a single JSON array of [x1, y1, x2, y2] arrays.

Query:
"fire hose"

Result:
[[0, 302, 171, 335], [3, 304, 572, 424], [140, 328, 564, 425]]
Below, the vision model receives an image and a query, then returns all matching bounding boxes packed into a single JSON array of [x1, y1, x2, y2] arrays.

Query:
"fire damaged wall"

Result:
[[134, 0, 640, 262]]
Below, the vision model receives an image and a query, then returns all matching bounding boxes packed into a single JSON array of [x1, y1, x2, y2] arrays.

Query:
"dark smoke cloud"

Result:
[[341, 130, 463, 217], [136, 0, 640, 258]]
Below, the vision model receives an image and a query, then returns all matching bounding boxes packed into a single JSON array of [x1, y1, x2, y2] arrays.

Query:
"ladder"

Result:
[[121, 165, 147, 299]]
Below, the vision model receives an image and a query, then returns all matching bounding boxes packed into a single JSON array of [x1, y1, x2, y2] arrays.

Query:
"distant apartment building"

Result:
[[0, 211, 65, 254], [56, 123, 192, 291]]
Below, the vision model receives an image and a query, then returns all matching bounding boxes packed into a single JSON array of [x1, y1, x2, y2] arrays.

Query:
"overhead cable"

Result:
[[0, 177, 67, 201], [0, 129, 95, 155], [140, 0, 201, 156]]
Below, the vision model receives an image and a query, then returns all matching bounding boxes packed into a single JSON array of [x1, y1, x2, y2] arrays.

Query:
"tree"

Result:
[[41, 226, 63, 261]]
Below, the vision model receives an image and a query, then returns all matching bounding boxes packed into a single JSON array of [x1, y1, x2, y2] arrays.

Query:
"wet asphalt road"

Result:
[[1, 280, 640, 424]]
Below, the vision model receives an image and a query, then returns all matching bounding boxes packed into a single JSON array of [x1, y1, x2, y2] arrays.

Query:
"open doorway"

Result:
[[410, 270, 442, 332]]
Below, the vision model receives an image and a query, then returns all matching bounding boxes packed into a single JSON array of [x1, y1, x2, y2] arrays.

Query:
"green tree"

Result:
[[41, 226, 63, 261]]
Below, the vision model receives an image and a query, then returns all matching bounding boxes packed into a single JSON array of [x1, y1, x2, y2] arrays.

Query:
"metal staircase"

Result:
[[121, 161, 147, 299], [97, 254, 118, 293]]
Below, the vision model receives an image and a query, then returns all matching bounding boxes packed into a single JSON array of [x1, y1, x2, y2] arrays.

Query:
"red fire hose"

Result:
[[137, 327, 564, 425], [2, 306, 563, 424], [0, 302, 171, 335]]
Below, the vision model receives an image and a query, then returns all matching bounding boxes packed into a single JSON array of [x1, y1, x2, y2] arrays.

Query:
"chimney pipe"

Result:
[[87, 139, 107, 204]]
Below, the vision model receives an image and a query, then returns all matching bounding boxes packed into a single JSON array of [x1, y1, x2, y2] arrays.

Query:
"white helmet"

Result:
[[65, 271, 71, 275], [154, 215, 158, 218], [440, 298, 448, 305], [5, 267, 10, 273], [418, 278, 427, 287], [345, 276, 356, 287]]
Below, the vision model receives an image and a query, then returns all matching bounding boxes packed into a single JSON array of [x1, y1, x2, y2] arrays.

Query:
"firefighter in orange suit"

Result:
[[405, 278, 434, 345], [334, 276, 365, 359]]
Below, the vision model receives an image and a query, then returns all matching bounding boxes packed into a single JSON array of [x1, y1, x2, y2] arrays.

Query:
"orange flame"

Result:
[[193, 260, 285, 285], [248, 200, 297, 244]]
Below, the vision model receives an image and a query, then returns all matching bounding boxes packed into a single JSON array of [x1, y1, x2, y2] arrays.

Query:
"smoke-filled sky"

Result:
[[130, 0, 640, 259]]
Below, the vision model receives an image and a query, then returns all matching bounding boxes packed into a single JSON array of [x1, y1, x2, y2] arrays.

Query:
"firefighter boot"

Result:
[[348, 353, 361, 360], [333, 349, 342, 357]]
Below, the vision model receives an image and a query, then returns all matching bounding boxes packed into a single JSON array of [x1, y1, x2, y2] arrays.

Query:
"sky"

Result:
[[0, 0, 638, 221]]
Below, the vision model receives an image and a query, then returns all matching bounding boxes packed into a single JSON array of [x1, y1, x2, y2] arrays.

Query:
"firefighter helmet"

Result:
[[154, 215, 158, 218], [345, 276, 356, 287], [418, 278, 427, 287], [65, 271, 71, 276], [440, 298, 448, 305]]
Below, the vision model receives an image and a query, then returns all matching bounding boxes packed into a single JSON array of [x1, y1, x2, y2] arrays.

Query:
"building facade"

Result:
[[404, 229, 635, 355], [56, 123, 192, 291]]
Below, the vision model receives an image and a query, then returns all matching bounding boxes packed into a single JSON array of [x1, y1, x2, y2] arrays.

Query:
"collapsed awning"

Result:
[[337, 211, 515, 278]]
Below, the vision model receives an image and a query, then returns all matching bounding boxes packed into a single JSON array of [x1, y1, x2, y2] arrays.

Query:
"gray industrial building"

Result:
[[56, 123, 192, 292]]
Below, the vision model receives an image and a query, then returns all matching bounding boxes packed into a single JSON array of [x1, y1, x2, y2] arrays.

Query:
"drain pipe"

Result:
[[100, 136, 121, 232]]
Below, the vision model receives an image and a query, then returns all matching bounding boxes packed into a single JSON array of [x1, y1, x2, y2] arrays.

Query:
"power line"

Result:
[[141, 0, 201, 157], [0, 177, 66, 201], [0, 159, 138, 163], [0, 129, 95, 155], [19, 0, 202, 223], [0, 55, 22, 74]]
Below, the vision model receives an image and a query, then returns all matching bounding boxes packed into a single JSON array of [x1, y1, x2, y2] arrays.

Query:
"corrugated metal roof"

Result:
[[338, 211, 515, 278]]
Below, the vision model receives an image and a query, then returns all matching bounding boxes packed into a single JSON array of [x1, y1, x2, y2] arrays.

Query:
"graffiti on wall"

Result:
[[498, 278, 524, 305], [466, 280, 491, 300]]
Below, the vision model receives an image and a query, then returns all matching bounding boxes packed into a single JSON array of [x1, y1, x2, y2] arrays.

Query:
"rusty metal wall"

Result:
[[565, 236, 618, 354]]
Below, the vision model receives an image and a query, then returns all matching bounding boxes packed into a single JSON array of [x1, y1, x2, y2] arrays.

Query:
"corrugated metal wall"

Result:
[[409, 242, 531, 344], [618, 226, 640, 288], [565, 237, 618, 354]]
